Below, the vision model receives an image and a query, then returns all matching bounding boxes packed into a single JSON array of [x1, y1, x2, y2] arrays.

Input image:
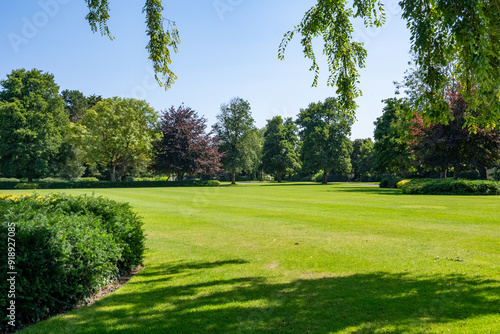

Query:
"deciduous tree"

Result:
[[409, 87, 500, 179], [153, 105, 222, 180], [262, 116, 300, 183], [0, 69, 68, 182], [296, 97, 353, 184], [213, 97, 256, 184], [373, 98, 413, 175], [77, 97, 159, 181]]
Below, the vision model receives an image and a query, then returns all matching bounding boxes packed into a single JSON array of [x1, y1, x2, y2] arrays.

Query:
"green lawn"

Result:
[[13, 183, 500, 333]]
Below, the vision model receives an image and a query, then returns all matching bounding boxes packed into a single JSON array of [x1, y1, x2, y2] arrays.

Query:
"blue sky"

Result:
[[0, 0, 411, 139]]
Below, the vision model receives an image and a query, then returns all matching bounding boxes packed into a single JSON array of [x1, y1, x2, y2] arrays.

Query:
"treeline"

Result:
[[1, 68, 499, 184]]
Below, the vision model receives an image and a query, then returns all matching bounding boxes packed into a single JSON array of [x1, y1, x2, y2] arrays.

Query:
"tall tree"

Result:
[[409, 87, 500, 179], [262, 116, 301, 183], [153, 105, 222, 180], [296, 97, 353, 184], [373, 98, 413, 175], [0, 69, 69, 182], [351, 138, 375, 180], [61, 90, 102, 123], [213, 97, 256, 185], [77, 97, 159, 181]]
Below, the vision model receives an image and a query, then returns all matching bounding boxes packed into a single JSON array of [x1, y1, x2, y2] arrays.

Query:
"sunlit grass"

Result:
[[10, 183, 500, 333]]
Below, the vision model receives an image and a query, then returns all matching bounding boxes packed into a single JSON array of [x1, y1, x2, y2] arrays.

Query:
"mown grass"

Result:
[[10, 183, 500, 333]]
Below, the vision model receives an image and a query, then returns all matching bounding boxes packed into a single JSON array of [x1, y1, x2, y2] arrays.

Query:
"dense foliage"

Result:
[[373, 98, 413, 175], [296, 97, 353, 184], [0, 193, 145, 330], [213, 97, 257, 184], [76, 98, 160, 181], [0, 179, 220, 190], [153, 105, 222, 180], [399, 178, 500, 195], [262, 116, 301, 182], [409, 87, 500, 179], [0, 69, 69, 182]]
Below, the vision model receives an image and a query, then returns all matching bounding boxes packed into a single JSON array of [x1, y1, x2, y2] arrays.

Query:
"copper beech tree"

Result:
[[153, 105, 223, 180], [409, 87, 500, 179]]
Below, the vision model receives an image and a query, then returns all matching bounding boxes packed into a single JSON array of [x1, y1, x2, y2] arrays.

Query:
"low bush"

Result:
[[0, 178, 19, 182], [76, 177, 99, 182], [379, 176, 403, 189], [0, 179, 220, 190], [396, 179, 410, 189], [14, 183, 39, 189], [0, 193, 145, 331], [400, 178, 500, 195]]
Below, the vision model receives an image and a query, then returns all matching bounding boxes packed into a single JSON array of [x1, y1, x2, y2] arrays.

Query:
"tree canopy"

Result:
[[0, 69, 68, 182], [280, 0, 500, 125], [153, 105, 222, 180], [409, 86, 500, 179], [213, 97, 256, 184], [373, 98, 413, 175], [262, 116, 301, 183], [77, 97, 159, 181], [296, 97, 353, 184]]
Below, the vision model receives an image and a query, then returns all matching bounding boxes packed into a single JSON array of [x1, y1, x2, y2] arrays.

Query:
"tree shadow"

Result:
[[328, 186, 403, 195], [37, 260, 500, 333]]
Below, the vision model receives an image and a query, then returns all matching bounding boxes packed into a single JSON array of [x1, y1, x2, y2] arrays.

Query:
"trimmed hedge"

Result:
[[0, 193, 145, 331], [379, 176, 403, 189], [400, 178, 500, 195], [0, 179, 220, 190]]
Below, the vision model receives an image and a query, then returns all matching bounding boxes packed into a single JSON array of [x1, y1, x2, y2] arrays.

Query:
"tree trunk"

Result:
[[322, 170, 328, 184], [177, 172, 185, 181], [277, 172, 282, 183], [231, 168, 236, 185], [27, 176, 33, 183], [110, 165, 117, 182], [259, 169, 263, 182], [440, 168, 447, 179]]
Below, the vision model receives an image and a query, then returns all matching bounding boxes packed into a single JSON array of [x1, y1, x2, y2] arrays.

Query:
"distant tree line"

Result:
[[1, 68, 499, 184]]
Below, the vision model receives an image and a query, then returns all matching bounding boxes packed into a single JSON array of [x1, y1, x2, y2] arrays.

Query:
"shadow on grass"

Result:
[[328, 186, 403, 195], [35, 260, 500, 334]]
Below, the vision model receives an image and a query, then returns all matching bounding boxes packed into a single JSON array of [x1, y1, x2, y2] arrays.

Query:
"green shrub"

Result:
[[379, 176, 402, 189], [36, 177, 69, 183], [76, 177, 99, 182], [396, 179, 410, 189], [0, 179, 220, 190], [313, 172, 324, 182], [14, 183, 39, 189], [0, 193, 145, 331], [0, 178, 19, 182], [400, 178, 500, 195]]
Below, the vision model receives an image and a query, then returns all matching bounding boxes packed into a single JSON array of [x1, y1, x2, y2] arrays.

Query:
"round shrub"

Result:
[[396, 179, 410, 189], [0, 193, 145, 331], [379, 176, 402, 189]]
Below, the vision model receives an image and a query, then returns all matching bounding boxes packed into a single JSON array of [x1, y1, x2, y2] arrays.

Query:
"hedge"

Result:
[[399, 178, 500, 195], [0, 179, 220, 190], [379, 176, 403, 189], [0, 193, 145, 331]]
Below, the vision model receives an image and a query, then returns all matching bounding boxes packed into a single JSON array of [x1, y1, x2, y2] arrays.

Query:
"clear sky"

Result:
[[0, 0, 411, 139]]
